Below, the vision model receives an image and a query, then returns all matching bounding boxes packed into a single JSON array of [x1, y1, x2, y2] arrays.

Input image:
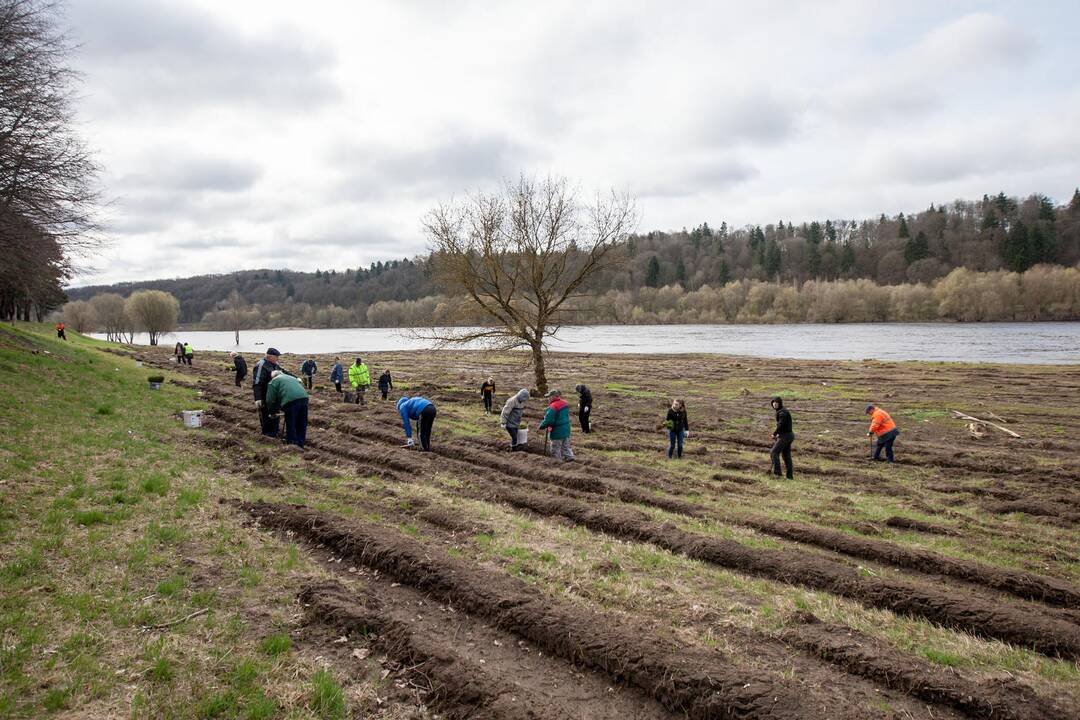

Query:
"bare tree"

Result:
[[89, 292, 130, 342], [61, 298, 95, 332], [226, 289, 246, 345], [0, 0, 101, 320], [424, 175, 636, 392], [125, 290, 179, 346]]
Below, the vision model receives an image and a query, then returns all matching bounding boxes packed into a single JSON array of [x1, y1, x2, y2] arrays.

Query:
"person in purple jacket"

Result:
[[397, 396, 437, 451]]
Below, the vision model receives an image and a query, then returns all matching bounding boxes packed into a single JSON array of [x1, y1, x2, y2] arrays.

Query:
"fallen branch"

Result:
[[950, 410, 1020, 438], [140, 607, 209, 631]]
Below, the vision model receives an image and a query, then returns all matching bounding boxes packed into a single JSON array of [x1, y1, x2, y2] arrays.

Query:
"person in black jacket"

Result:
[[378, 370, 393, 400], [253, 348, 287, 437], [665, 399, 689, 459], [770, 396, 794, 479], [300, 358, 318, 390], [231, 352, 248, 387], [575, 384, 592, 433]]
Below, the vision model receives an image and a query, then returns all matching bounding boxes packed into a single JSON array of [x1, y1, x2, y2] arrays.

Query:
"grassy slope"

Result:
[[0, 324, 392, 719]]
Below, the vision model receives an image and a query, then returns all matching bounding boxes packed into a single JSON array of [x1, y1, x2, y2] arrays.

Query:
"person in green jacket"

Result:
[[348, 357, 371, 405], [265, 370, 309, 448], [538, 389, 574, 462]]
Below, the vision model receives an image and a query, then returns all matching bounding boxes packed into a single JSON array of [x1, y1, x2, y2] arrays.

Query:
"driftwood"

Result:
[[951, 410, 1020, 438], [140, 607, 209, 631]]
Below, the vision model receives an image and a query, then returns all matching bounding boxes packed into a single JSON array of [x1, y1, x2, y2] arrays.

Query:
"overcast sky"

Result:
[[66, 0, 1080, 286]]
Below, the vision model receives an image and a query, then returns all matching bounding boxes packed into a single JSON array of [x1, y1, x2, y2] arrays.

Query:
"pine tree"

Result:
[[807, 242, 821, 278], [675, 258, 687, 285], [764, 240, 782, 279], [716, 259, 730, 285], [840, 241, 856, 276], [645, 256, 661, 288], [897, 213, 910, 238], [1069, 189, 1080, 215], [904, 230, 930, 264], [1001, 221, 1031, 272]]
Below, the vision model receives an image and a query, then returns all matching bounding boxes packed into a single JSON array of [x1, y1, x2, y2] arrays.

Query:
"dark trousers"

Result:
[[771, 432, 794, 479], [579, 408, 591, 433], [282, 398, 309, 448], [334, 381, 342, 393], [419, 405, 437, 451], [234, 372, 244, 387], [483, 391, 493, 413], [302, 374, 313, 390], [354, 386, 367, 405], [873, 428, 899, 462], [183, 354, 193, 365], [507, 426, 519, 448], [57, 329, 66, 340], [258, 406, 279, 437], [381, 388, 389, 400], [668, 429, 684, 458]]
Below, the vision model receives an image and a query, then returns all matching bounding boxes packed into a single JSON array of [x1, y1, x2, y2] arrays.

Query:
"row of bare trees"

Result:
[[62, 290, 180, 344], [1, 0, 99, 320]]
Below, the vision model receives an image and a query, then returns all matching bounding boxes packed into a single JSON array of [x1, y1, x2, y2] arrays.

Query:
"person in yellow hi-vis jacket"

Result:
[[348, 357, 371, 406]]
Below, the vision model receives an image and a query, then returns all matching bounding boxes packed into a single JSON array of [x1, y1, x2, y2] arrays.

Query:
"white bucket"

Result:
[[182, 410, 203, 428], [517, 428, 529, 445]]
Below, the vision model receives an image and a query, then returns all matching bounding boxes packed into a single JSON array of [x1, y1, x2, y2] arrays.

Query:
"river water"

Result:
[[92, 322, 1080, 364]]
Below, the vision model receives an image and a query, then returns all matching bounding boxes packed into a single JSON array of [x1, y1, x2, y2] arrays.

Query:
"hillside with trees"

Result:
[[66, 189, 1080, 328]]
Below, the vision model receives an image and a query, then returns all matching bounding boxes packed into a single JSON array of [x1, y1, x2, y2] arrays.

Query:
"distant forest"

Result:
[[68, 189, 1080, 327]]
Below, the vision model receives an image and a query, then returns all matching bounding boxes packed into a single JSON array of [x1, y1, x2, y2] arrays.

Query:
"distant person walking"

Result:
[[231, 352, 247, 387], [183, 342, 194, 365], [575, 384, 592, 433], [539, 389, 574, 462], [866, 404, 900, 463], [378, 370, 393, 400], [174, 342, 184, 364], [348, 358, 371, 405], [665, 399, 689, 459], [499, 389, 530, 451], [55, 322, 66, 340], [398, 396, 437, 451], [266, 370, 309, 448], [480, 377, 496, 414], [770, 396, 794, 479], [300, 357, 318, 390], [329, 358, 344, 393], [253, 348, 286, 437]]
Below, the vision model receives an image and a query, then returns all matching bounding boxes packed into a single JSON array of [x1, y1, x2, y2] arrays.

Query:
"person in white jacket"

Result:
[[499, 389, 530, 451]]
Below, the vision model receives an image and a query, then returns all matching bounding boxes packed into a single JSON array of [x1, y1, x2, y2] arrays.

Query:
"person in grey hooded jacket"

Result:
[[499, 389, 530, 451]]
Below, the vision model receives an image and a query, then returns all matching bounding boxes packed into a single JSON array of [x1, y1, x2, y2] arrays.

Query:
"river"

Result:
[[91, 322, 1080, 364]]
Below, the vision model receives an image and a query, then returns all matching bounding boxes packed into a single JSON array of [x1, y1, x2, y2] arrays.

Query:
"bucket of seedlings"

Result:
[[147, 375, 164, 390]]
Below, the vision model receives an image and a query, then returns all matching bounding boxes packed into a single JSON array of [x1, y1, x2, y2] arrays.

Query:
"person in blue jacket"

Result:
[[329, 357, 344, 393], [397, 396, 437, 451]]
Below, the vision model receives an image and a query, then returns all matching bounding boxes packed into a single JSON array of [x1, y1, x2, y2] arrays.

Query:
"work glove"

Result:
[[866, 432, 872, 437], [255, 400, 263, 409], [583, 406, 589, 413], [404, 438, 415, 447], [684, 431, 690, 439]]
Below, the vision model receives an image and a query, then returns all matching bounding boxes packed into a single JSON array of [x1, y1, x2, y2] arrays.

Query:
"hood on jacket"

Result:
[[772, 396, 784, 409], [514, 389, 530, 404], [396, 396, 408, 411]]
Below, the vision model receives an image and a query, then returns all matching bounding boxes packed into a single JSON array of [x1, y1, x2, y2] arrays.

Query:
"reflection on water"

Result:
[[92, 322, 1080, 364]]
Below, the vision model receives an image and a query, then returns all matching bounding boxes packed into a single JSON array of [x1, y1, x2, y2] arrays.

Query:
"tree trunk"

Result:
[[234, 328, 239, 346], [531, 341, 547, 395]]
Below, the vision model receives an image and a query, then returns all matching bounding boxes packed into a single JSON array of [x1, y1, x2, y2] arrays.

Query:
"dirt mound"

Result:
[[245, 501, 853, 719], [417, 507, 494, 536], [884, 516, 959, 536], [782, 614, 1075, 720], [246, 470, 286, 487]]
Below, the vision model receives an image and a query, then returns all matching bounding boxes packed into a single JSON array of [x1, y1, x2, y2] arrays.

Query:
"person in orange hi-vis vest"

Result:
[[865, 404, 900, 463]]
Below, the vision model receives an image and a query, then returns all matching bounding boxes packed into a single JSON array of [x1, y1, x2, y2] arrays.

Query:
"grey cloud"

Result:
[[696, 92, 798, 146], [67, 0, 339, 113], [116, 156, 262, 194], [334, 132, 538, 200], [637, 157, 757, 198]]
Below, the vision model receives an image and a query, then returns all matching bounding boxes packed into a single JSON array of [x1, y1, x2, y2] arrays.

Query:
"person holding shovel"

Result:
[[253, 348, 286, 437], [348, 357, 370, 405], [266, 370, 310, 448], [499, 389, 530, 451], [397, 395, 437, 451], [539, 389, 574, 462], [230, 352, 247, 387], [866, 404, 900, 463], [300, 357, 318, 390]]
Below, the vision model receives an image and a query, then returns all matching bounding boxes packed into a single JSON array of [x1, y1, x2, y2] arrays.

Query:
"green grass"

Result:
[[309, 669, 346, 719]]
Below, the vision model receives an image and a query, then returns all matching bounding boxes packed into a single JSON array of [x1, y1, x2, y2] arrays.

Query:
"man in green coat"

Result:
[[538, 389, 574, 462], [265, 370, 310, 448], [348, 357, 370, 405]]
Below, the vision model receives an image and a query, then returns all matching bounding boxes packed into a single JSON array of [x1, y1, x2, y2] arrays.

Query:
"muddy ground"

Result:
[[137, 345, 1079, 719]]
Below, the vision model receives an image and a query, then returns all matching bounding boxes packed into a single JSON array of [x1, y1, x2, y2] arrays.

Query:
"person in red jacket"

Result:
[[866, 404, 900, 463], [55, 322, 66, 340]]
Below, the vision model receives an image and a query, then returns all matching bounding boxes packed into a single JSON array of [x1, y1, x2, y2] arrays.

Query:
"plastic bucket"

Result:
[[517, 428, 529, 445], [182, 410, 203, 428], [148, 382, 161, 390], [343, 391, 356, 404]]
